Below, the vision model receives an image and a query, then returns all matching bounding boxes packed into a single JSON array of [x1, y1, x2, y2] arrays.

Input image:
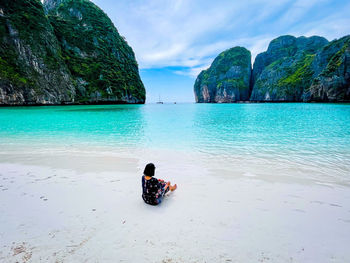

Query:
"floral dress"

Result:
[[142, 176, 169, 205]]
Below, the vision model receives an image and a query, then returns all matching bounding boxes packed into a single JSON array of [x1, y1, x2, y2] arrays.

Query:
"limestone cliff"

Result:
[[0, 0, 145, 105], [306, 36, 350, 102], [0, 0, 75, 105], [45, 0, 145, 103], [194, 47, 251, 103], [194, 35, 350, 103], [250, 35, 328, 101]]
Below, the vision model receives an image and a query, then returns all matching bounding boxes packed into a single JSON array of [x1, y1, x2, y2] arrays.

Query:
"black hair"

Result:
[[144, 163, 155, 177]]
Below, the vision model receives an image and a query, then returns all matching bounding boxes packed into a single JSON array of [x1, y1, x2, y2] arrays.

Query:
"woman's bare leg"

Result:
[[169, 184, 177, 191], [165, 181, 177, 192]]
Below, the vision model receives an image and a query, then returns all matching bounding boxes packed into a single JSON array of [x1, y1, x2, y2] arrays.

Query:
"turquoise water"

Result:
[[0, 103, 350, 181]]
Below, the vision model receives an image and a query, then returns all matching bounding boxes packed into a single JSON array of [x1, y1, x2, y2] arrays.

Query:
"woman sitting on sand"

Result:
[[142, 163, 177, 205]]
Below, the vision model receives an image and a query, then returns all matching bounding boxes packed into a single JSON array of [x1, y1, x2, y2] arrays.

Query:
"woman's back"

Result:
[[142, 175, 161, 205]]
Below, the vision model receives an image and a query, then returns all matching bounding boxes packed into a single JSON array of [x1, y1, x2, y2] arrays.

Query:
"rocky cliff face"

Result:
[[0, 0, 75, 105], [194, 47, 251, 103], [46, 0, 145, 103], [0, 0, 145, 105], [306, 36, 350, 102], [250, 35, 328, 101], [195, 35, 350, 103], [43, 0, 64, 13]]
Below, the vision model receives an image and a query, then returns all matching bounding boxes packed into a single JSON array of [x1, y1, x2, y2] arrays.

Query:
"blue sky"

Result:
[[91, 0, 350, 103]]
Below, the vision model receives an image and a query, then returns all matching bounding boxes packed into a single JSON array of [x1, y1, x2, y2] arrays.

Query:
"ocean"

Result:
[[0, 103, 349, 184]]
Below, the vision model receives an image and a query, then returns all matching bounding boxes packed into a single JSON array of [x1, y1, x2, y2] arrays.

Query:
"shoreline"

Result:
[[1, 101, 350, 107], [196, 100, 350, 104], [1, 142, 349, 187], [0, 101, 145, 107]]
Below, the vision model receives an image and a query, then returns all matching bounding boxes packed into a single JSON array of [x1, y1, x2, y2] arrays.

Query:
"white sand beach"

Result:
[[1, 145, 350, 263]]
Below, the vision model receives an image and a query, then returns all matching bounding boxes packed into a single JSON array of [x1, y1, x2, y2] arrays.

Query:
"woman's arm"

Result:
[[158, 179, 170, 188], [156, 179, 170, 196]]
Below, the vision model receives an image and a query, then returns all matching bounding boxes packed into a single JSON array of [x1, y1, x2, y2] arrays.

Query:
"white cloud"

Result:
[[143, 43, 187, 63], [173, 64, 211, 78], [291, 2, 350, 41], [277, 0, 327, 26], [94, 0, 350, 75]]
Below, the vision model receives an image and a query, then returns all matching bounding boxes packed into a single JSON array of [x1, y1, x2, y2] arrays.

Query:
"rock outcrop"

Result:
[[194, 35, 350, 103], [194, 47, 251, 103], [43, 0, 64, 13], [0, 0, 145, 105], [250, 35, 328, 101], [0, 0, 75, 105], [46, 0, 145, 103], [306, 36, 350, 102]]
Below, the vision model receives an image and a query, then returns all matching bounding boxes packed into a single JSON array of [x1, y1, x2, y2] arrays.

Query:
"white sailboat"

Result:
[[156, 95, 163, 104]]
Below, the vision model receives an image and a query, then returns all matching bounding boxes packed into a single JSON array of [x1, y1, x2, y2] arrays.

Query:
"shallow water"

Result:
[[0, 103, 349, 184]]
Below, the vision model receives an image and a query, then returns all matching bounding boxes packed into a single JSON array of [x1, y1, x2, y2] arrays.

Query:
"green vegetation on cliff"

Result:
[[0, 0, 51, 88], [195, 35, 349, 103], [278, 55, 315, 87], [250, 35, 329, 101], [0, 0, 145, 105], [47, 0, 145, 103], [307, 36, 350, 101], [0, 57, 28, 86], [323, 41, 348, 77], [277, 54, 315, 97], [194, 47, 251, 103], [0, 0, 74, 104], [213, 47, 251, 73]]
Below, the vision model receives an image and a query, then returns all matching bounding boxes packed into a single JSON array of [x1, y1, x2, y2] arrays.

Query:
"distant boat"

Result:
[[156, 95, 163, 104]]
